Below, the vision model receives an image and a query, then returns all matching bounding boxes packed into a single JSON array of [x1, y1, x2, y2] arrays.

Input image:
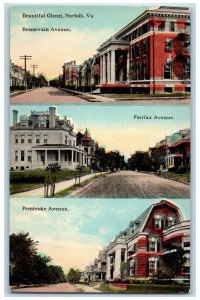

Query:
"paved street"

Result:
[[10, 87, 190, 104], [10, 87, 88, 104], [74, 171, 190, 198], [10, 283, 79, 293]]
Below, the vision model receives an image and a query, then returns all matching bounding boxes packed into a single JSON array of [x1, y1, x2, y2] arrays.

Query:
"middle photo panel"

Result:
[[10, 104, 190, 199]]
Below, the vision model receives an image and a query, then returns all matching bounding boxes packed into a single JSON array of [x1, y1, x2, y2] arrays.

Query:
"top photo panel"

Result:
[[10, 5, 191, 105]]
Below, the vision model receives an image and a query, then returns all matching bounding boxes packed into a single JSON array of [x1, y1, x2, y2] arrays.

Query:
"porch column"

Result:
[[102, 54, 106, 83], [32, 150, 37, 168], [107, 51, 111, 83], [114, 248, 121, 279], [71, 150, 74, 163], [75, 151, 77, 163], [58, 150, 60, 163], [127, 50, 130, 81], [110, 50, 116, 83], [106, 255, 111, 280], [45, 149, 47, 166], [100, 56, 103, 84]]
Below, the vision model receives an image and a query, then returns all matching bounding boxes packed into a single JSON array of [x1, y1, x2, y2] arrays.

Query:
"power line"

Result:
[[19, 55, 32, 91], [30, 64, 38, 76]]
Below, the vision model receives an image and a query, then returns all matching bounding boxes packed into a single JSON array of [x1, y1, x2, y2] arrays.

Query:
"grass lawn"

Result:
[[102, 93, 190, 99], [10, 183, 44, 195], [160, 171, 190, 184], [99, 283, 190, 294], [10, 169, 91, 195]]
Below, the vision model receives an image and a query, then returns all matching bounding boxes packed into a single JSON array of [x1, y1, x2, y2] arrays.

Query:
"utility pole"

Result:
[[30, 64, 38, 88], [19, 55, 32, 92]]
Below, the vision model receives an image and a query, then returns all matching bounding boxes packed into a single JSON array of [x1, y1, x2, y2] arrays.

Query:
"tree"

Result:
[[120, 261, 130, 278], [128, 151, 153, 171], [66, 268, 81, 284], [10, 232, 66, 287], [10, 232, 38, 286], [154, 246, 187, 282]]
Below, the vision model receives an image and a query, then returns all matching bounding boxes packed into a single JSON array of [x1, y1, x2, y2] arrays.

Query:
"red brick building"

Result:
[[97, 6, 190, 94], [87, 200, 190, 281]]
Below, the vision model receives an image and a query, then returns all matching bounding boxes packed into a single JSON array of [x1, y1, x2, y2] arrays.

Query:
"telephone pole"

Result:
[[30, 64, 38, 88], [19, 55, 32, 92]]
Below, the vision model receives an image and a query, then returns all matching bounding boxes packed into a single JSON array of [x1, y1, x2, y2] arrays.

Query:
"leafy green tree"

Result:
[[154, 246, 187, 281], [66, 268, 81, 284], [31, 254, 52, 284], [120, 261, 130, 278], [10, 232, 38, 286]]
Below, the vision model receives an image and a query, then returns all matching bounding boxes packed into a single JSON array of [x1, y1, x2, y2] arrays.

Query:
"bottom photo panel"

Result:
[[9, 197, 190, 295]]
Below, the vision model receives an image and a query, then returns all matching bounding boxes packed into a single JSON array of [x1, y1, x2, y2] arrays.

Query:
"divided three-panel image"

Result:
[[9, 4, 191, 295]]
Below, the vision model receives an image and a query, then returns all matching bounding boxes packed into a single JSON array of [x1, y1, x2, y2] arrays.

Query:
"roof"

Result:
[[117, 199, 184, 241]]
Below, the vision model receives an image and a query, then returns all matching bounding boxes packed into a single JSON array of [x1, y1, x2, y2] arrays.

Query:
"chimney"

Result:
[[49, 107, 56, 128], [13, 110, 18, 126]]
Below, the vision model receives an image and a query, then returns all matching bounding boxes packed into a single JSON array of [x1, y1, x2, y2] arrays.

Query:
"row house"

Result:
[[85, 249, 107, 282], [165, 129, 190, 170], [149, 128, 190, 171], [10, 107, 95, 171], [62, 61, 80, 87], [86, 199, 190, 280], [63, 6, 190, 94], [10, 59, 25, 87]]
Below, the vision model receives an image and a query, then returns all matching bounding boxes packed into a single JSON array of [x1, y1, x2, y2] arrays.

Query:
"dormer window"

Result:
[[20, 114, 29, 128], [38, 115, 47, 128], [154, 214, 164, 229], [167, 215, 176, 227]]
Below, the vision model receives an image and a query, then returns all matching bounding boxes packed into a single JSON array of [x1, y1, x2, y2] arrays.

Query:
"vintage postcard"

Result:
[[8, 3, 192, 296]]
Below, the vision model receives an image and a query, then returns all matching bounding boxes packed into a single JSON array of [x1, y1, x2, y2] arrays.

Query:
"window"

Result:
[[65, 136, 68, 144], [184, 63, 190, 79], [158, 22, 165, 31], [148, 258, 159, 275], [165, 39, 173, 52], [164, 63, 173, 79], [154, 214, 164, 229], [15, 151, 18, 161], [149, 241, 156, 252], [44, 135, 48, 144], [27, 151, 32, 162], [36, 135, 40, 144], [21, 151, 24, 161], [169, 21, 175, 32], [28, 135, 32, 143], [15, 135, 18, 143], [21, 135, 25, 143], [149, 261, 156, 269]]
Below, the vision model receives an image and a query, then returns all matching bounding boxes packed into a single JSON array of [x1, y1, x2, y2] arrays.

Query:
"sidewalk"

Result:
[[10, 88, 36, 98], [11, 172, 104, 197], [75, 284, 102, 293], [59, 88, 116, 102]]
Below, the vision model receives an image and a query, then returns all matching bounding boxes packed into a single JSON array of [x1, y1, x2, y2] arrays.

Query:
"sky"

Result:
[[10, 197, 190, 272], [10, 104, 190, 159], [10, 4, 149, 79]]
